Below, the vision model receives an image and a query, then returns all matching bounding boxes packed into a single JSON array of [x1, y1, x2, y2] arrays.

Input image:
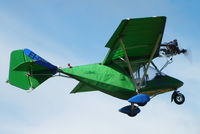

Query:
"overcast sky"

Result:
[[0, 0, 200, 134]]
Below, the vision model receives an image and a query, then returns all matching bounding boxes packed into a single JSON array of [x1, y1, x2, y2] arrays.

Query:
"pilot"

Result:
[[160, 40, 187, 55], [168, 39, 179, 54], [169, 40, 187, 54]]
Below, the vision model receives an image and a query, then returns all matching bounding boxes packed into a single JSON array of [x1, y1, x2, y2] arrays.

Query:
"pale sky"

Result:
[[0, 0, 200, 134]]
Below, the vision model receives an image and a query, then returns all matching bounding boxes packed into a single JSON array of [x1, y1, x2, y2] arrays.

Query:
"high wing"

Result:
[[103, 16, 166, 72]]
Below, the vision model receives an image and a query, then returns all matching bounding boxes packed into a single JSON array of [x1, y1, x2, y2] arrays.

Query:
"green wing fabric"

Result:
[[70, 82, 97, 93], [103, 16, 166, 70]]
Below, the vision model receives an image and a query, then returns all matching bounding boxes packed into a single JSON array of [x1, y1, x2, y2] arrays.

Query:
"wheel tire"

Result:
[[138, 102, 147, 106], [174, 93, 185, 105], [128, 113, 137, 117]]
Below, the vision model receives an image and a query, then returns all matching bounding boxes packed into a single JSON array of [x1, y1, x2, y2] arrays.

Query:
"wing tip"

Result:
[[122, 16, 166, 21]]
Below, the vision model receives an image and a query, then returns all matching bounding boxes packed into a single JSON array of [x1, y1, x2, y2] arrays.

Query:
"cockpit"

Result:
[[133, 66, 166, 87]]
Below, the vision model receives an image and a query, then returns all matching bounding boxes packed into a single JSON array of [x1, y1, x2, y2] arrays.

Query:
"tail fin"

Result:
[[8, 49, 57, 90]]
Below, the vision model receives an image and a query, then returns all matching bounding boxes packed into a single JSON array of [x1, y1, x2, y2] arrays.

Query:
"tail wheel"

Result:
[[174, 93, 185, 105]]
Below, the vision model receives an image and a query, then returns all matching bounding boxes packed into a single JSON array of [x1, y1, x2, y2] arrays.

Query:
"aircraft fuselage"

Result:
[[61, 63, 183, 100]]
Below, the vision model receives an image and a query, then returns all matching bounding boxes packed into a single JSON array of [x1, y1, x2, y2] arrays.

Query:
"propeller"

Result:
[[183, 48, 192, 63], [176, 39, 192, 63], [160, 39, 192, 63]]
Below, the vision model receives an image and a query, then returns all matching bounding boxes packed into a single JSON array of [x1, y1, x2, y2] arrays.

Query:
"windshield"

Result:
[[146, 66, 166, 80], [133, 66, 165, 87]]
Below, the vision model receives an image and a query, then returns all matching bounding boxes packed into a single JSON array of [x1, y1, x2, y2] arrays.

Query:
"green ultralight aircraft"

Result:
[[7, 16, 187, 117]]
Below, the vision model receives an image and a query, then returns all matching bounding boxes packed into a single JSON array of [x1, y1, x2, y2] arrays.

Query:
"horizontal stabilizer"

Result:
[[70, 82, 97, 93], [8, 49, 57, 90], [23, 49, 57, 73]]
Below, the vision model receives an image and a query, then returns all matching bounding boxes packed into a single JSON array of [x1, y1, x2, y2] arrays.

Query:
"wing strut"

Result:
[[119, 38, 138, 92], [139, 34, 162, 88]]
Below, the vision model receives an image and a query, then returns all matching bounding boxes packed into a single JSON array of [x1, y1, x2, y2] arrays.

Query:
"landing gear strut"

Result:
[[171, 91, 185, 105]]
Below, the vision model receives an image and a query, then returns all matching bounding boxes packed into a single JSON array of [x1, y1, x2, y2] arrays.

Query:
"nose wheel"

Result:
[[171, 91, 185, 105]]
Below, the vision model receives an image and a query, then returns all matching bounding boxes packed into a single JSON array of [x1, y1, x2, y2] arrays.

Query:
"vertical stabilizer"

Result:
[[8, 49, 57, 90]]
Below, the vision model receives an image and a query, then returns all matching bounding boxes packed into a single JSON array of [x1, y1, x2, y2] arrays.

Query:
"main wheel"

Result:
[[174, 93, 185, 105], [128, 113, 137, 117], [137, 102, 147, 106], [127, 106, 140, 117]]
